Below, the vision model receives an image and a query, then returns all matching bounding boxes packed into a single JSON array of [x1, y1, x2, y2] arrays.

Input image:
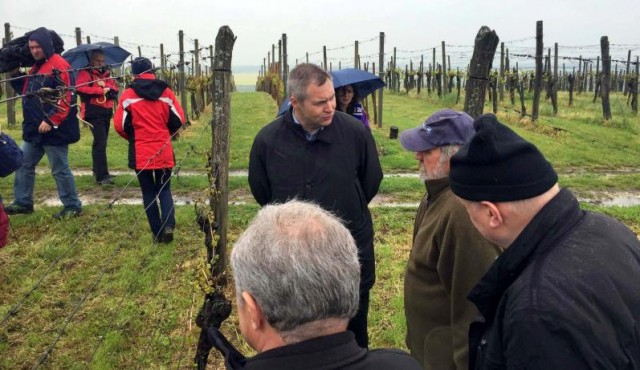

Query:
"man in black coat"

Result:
[[218, 201, 421, 370], [449, 114, 640, 369], [249, 63, 383, 349]]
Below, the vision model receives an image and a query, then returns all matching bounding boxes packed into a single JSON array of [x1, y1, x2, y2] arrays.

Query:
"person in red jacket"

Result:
[[76, 50, 119, 185], [114, 57, 185, 243], [6, 27, 82, 219]]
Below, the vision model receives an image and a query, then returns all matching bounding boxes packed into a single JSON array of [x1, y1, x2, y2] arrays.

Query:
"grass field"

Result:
[[0, 86, 639, 368]]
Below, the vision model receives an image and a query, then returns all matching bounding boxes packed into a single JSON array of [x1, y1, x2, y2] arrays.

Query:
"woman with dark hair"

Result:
[[335, 84, 371, 131]]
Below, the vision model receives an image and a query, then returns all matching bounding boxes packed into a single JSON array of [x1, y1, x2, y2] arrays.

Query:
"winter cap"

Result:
[[28, 27, 55, 59], [131, 57, 153, 75], [449, 114, 558, 202], [399, 109, 475, 152]]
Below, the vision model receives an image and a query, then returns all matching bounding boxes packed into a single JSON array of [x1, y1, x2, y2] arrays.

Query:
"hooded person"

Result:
[[399, 109, 501, 370], [5, 27, 82, 219], [114, 57, 185, 243], [449, 114, 640, 369], [75, 49, 119, 185]]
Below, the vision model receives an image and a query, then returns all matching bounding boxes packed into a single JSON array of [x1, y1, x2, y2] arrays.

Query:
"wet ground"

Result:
[[40, 190, 640, 208], [34, 168, 640, 208]]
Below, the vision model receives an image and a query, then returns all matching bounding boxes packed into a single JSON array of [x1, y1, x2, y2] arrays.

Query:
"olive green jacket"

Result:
[[404, 177, 500, 370]]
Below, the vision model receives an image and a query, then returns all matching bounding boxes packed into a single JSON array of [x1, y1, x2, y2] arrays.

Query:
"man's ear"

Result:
[[241, 291, 264, 331], [481, 201, 504, 228], [289, 96, 298, 111]]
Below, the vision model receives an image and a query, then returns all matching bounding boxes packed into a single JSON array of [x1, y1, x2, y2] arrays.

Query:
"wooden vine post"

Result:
[[532, 21, 543, 122], [600, 36, 612, 120], [4, 23, 16, 126], [194, 25, 236, 370], [463, 26, 499, 118], [632, 57, 639, 114]]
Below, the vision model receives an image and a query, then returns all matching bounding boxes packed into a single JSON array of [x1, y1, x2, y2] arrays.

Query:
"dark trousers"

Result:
[[136, 169, 175, 238], [88, 114, 111, 181], [348, 289, 370, 349]]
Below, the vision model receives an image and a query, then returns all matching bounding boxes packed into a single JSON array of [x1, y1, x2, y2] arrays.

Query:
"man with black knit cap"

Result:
[[399, 109, 500, 370], [7, 27, 82, 219], [449, 114, 640, 369]]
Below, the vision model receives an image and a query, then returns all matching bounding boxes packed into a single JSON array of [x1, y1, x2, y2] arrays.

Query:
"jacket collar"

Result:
[[245, 331, 366, 369], [282, 109, 335, 144], [425, 177, 450, 200], [468, 188, 584, 321]]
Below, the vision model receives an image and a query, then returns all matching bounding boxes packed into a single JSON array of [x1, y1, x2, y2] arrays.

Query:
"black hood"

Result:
[[130, 77, 169, 100], [28, 27, 55, 59]]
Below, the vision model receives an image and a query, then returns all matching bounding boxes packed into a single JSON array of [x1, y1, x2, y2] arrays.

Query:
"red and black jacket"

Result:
[[76, 67, 118, 118], [114, 73, 185, 170]]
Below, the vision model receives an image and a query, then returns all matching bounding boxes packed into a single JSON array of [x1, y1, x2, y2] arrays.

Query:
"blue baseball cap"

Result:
[[399, 109, 475, 152]]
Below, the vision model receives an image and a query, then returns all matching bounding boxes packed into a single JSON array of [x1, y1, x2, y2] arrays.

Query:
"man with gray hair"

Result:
[[249, 63, 383, 348], [226, 200, 421, 369], [399, 109, 501, 370]]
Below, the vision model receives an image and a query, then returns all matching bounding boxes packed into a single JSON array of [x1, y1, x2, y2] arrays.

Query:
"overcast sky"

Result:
[[3, 0, 639, 74]]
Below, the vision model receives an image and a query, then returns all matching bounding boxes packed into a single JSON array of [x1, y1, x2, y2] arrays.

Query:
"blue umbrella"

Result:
[[331, 68, 385, 99], [277, 99, 292, 116], [277, 68, 385, 116], [62, 42, 131, 70]]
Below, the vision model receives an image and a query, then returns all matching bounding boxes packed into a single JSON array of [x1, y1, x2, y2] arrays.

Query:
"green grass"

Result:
[[369, 89, 640, 172], [0, 87, 639, 368]]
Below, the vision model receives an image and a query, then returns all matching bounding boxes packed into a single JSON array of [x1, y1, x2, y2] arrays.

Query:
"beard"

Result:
[[419, 162, 448, 182]]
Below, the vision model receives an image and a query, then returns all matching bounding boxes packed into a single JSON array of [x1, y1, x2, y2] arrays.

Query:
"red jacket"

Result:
[[114, 73, 185, 170], [76, 68, 118, 118]]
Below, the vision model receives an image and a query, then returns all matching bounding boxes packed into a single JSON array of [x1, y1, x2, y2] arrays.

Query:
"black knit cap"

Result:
[[131, 57, 153, 75], [449, 114, 558, 202]]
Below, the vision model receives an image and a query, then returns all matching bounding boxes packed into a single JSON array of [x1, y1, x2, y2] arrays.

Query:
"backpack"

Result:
[[0, 132, 23, 177]]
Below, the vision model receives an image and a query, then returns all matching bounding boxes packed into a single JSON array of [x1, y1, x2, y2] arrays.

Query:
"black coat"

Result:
[[248, 110, 383, 290], [244, 331, 422, 370], [468, 189, 640, 370]]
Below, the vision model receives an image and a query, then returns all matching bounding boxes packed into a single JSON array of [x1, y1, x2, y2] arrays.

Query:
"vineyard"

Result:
[[0, 20, 639, 369]]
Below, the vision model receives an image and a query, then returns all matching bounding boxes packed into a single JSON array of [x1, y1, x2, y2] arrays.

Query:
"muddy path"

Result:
[[37, 189, 640, 208]]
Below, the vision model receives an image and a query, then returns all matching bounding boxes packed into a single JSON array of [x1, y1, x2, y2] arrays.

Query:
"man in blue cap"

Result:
[[7, 27, 82, 219], [399, 109, 501, 370]]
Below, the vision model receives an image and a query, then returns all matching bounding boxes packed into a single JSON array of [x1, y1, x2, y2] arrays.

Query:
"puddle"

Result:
[[581, 195, 640, 207], [35, 169, 249, 177]]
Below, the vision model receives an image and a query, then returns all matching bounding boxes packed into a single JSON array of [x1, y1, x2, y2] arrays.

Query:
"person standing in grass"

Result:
[[209, 200, 422, 370], [399, 109, 501, 370], [114, 57, 185, 244], [0, 130, 23, 248], [449, 114, 640, 369], [5, 27, 82, 220], [76, 49, 119, 186], [249, 63, 383, 349], [335, 84, 370, 131]]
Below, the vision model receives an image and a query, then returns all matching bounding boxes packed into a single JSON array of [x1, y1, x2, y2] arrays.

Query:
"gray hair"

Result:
[[287, 63, 332, 103], [439, 144, 463, 165], [231, 200, 360, 337]]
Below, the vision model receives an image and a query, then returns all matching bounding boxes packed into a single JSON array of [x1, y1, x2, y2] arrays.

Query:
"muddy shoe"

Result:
[[162, 227, 174, 243], [97, 177, 115, 185], [53, 208, 82, 220], [4, 203, 34, 215]]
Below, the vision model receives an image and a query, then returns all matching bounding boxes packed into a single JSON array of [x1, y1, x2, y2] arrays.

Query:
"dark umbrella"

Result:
[[277, 68, 385, 116], [331, 68, 385, 98], [277, 99, 292, 116], [0, 28, 65, 73], [62, 42, 131, 70]]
